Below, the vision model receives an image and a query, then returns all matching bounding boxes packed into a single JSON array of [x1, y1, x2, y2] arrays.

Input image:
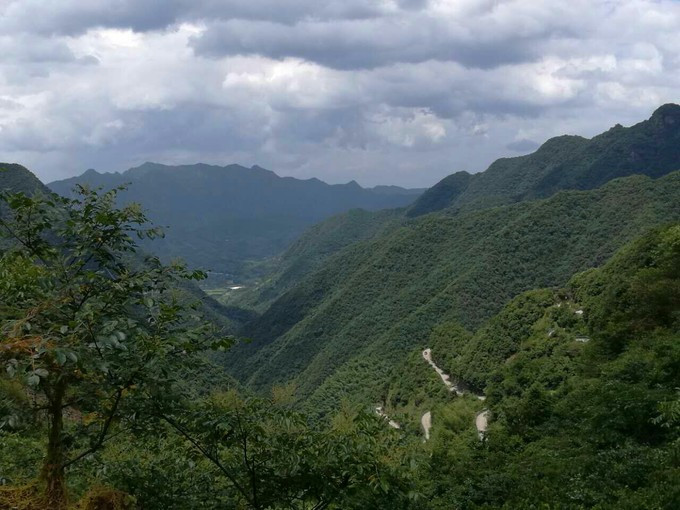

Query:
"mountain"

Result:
[[0, 163, 52, 251], [236, 104, 680, 310], [227, 171, 680, 413], [0, 163, 50, 195], [222, 105, 680, 416], [407, 103, 680, 217], [405, 224, 680, 508], [48, 163, 423, 280]]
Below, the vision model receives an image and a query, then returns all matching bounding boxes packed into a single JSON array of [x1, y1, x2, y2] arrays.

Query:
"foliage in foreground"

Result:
[[0, 188, 419, 509]]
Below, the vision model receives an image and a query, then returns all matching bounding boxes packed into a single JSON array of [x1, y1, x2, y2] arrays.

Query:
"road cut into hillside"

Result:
[[375, 406, 400, 429], [421, 411, 432, 440], [422, 348, 489, 440], [422, 348, 465, 396], [476, 410, 489, 439]]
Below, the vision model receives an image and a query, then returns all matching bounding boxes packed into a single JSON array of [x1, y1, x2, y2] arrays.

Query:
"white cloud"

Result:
[[0, 0, 678, 187]]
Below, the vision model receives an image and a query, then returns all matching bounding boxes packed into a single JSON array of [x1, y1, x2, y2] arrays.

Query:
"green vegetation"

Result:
[[228, 207, 405, 313], [48, 163, 422, 281], [0, 164, 49, 196], [407, 103, 680, 216], [224, 104, 680, 421], [1, 106, 679, 508], [227, 171, 680, 414], [0, 186, 420, 509], [0, 186, 224, 507], [416, 224, 680, 508]]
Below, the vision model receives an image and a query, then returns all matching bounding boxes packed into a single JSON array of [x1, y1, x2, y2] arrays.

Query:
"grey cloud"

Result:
[[396, 0, 430, 10], [0, 0, 390, 36], [0, 98, 23, 110], [0, 0, 679, 189], [0, 35, 82, 63], [1, 0, 185, 35], [190, 17, 546, 70]]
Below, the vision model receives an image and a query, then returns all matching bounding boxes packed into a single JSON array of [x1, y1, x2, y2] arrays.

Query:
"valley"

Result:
[[48, 163, 423, 283], [1, 103, 679, 509]]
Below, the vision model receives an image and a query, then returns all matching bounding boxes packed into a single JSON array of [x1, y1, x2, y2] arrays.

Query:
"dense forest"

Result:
[[222, 105, 680, 415], [1, 104, 679, 509]]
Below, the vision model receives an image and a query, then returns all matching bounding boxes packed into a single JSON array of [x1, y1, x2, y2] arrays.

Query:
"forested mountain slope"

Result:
[[408, 224, 680, 508], [408, 103, 680, 216], [226, 170, 680, 415], [48, 163, 422, 279], [229, 207, 407, 312], [0, 163, 49, 195], [0, 163, 249, 334], [237, 104, 680, 311], [0, 163, 52, 250]]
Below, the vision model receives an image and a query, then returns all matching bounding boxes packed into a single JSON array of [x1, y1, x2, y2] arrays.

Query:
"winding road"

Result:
[[421, 411, 432, 440], [375, 348, 490, 442], [476, 410, 489, 439], [422, 348, 465, 396], [375, 406, 401, 429], [421, 348, 489, 441]]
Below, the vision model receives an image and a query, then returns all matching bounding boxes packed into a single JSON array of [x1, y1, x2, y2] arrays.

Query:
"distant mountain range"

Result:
[[48, 163, 424, 279]]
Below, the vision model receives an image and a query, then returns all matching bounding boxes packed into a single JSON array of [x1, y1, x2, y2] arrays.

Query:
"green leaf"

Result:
[[55, 351, 67, 365]]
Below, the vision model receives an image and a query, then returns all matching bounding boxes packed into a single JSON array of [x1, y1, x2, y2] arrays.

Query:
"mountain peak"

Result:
[[0, 162, 50, 195], [650, 103, 680, 127]]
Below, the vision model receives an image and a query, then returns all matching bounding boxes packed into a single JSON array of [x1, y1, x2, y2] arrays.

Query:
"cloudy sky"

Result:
[[0, 0, 678, 187]]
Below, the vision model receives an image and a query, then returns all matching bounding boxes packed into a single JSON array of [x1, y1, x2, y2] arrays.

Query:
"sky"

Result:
[[0, 0, 678, 188]]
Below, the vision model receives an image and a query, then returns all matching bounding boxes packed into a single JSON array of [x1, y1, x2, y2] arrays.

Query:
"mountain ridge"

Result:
[[230, 104, 680, 314], [222, 104, 680, 417], [48, 162, 424, 279], [226, 171, 680, 412], [407, 103, 680, 217]]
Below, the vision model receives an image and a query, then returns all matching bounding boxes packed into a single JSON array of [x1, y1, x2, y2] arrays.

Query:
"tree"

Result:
[[156, 392, 421, 509], [0, 187, 224, 508]]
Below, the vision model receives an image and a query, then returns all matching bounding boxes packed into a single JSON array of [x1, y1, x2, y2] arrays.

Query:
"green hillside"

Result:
[[0, 163, 251, 334], [411, 224, 680, 508], [228, 207, 406, 312], [48, 163, 422, 281], [0, 163, 49, 195], [0, 163, 51, 251], [236, 104, 680, 314], [408, 103, 680, 216], [225, 170, 680, 416], [2, 168, 677, 509]]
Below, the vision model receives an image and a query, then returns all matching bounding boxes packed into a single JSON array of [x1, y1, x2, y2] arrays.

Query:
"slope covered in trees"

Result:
[[407, 103, 680, 217], [48, 163, 422, 280], [1, 182, 676, 508], [1, 106, 679, 508], [0, 164, 50, 195], [409, 224, 680, 508], [0, 186, 419, 509], [236, 104, 680, 314], [226, 170, 680, 413]]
